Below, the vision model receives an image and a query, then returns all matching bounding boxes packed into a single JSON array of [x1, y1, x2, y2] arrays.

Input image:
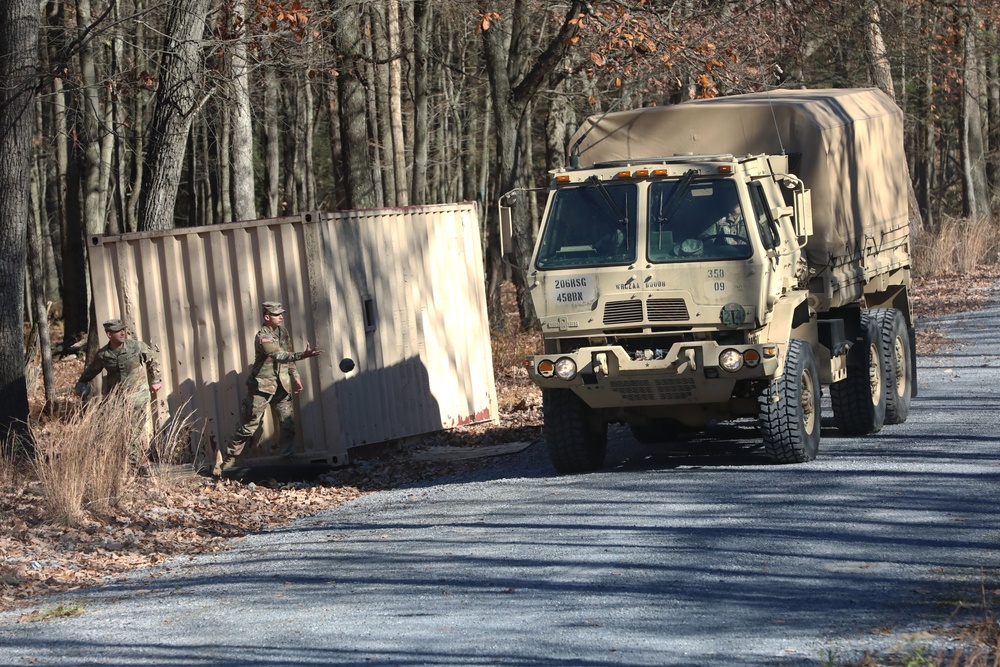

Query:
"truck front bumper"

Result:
[[526, 342, 781, 408]]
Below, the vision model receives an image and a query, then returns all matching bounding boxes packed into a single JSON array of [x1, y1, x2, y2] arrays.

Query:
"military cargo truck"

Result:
[[502, 88, 914, 472]]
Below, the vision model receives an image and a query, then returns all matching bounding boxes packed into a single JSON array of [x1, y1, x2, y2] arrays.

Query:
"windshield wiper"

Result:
[[585, 175, 630, 251], [655, 169, 698, 248]]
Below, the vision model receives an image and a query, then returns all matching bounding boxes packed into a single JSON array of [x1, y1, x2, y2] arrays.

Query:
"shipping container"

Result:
[[87, 203, 498, 467]]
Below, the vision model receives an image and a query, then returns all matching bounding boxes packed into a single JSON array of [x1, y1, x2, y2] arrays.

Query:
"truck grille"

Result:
[[610, 379, 656, 401], [603, 300, 643, 325], [609, 377, 696, 401], [647, 298, 689, 322], [654, 378, 697, 399]]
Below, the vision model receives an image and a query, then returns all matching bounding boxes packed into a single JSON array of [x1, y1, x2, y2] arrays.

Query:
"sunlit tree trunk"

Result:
[[231, 0, 257, 222], [387, 0, 408, 206], [263, 67, 281, 218], [410, 0, 430, 205]]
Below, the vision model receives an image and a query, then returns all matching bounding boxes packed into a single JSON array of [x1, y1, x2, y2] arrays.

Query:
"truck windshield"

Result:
[[648, 179, 752, 262], [535, 182, 638, 269]]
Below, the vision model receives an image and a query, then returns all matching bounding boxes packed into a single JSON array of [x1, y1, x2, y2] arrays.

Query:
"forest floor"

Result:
[[1, 271, 998, 616]]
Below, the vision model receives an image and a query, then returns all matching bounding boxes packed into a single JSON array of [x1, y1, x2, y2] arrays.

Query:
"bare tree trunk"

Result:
[[388, 0, 408, 206], [76, 0, 109, 237], [139, 0, 212, 231], [231, 0, 257, 222], [480, 1, 586, 329], [29, 155, 55, 405], [861, 0, 924, 236], [370, 2, 394, 206], [324, 75, 347, 209], [300, 73, 317, 211], [219, 106, 233, 222], [125, 0, 147, 232], [263, 67, 281, 218], [410, 0, 430, 205], [363, 7, 386, 208], [0, 0, 38, 438], [960, 0, 991, 224], [281, 79, 299, 215], [39, 5, 65, 301], [986, 19, 999, 208], [336, 3, 377, 209], [862, 1, 895, 97]]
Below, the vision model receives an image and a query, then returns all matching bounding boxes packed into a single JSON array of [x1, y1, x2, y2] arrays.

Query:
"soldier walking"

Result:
[[214, 301, 323, 476], [73, 318, 162, 460]]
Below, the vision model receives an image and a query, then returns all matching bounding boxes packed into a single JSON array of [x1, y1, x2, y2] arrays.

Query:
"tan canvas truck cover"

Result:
[[570, 88, 909, 271]]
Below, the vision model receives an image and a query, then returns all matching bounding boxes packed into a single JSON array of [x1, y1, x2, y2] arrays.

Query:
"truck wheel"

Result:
[[758, 339, 821, 463], [830, 311, 886, 434], [871, 308, 912, 425], [544, 389, 607, 473]]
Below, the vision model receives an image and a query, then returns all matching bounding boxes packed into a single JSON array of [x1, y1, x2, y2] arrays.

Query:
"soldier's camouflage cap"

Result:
[[262, 301, 286, 315], [103, 319, 126, 332]]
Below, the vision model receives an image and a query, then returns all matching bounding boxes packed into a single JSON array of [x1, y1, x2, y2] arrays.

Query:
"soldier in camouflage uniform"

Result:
[[214, 301, 323, 476], [74, 319, 162, 460]]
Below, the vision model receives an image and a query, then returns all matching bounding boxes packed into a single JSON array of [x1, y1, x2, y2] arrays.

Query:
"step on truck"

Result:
[[500, 88, 915, 473]]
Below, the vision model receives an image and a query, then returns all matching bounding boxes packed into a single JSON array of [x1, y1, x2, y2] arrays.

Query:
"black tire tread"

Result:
[[758, 339, 821, 464], [871, 308, 912, 425], [831, 312, 886, 435], [544, 389, 607, 473]]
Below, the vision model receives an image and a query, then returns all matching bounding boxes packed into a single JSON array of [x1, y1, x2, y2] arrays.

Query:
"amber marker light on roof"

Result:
[[652, 169, 668, 176], [717, 165, 733, 173], [617, 170, 632, 178], [633, 169, 649, 177], [555, 175, 571, 182]]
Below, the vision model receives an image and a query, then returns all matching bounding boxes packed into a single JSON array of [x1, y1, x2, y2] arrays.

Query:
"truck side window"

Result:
[[749, 182, 777, 250]]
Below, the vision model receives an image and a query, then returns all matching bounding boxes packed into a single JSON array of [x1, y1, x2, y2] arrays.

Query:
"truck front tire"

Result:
[[544, 389, 608, 473], [871, 308, 912, 425], [758, 339, 821, 463], [831, 311, 887, 434]]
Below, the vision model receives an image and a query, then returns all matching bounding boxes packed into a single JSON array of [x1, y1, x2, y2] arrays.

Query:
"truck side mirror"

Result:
[[497, 190, 517, 257], [792, 188, 813, 239], [498, 197, 515, 257]]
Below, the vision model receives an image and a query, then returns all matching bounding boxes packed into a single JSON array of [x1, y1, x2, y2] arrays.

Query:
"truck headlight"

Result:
[[719, 349, 744, 372], [554, 357, 578, 380]]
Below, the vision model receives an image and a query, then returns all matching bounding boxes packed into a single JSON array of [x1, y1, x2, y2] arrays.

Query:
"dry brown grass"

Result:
[[31, 389, 141, 525], [21, 386, 200, 527], [913, 216, 1000, 279]]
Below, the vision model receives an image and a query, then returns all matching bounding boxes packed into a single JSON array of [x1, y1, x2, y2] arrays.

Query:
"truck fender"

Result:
[[757, 290, 812, 371]]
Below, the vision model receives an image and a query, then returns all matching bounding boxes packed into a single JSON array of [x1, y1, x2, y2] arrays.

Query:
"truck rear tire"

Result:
[[871, 308, 912, 425], [758, 339, 821, 463], [544, 389, 608, 473], [831, 311, 886, 434]]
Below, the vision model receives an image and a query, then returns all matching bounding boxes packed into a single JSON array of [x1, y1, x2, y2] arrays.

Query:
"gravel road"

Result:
[[2, 304, 999, 666]]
